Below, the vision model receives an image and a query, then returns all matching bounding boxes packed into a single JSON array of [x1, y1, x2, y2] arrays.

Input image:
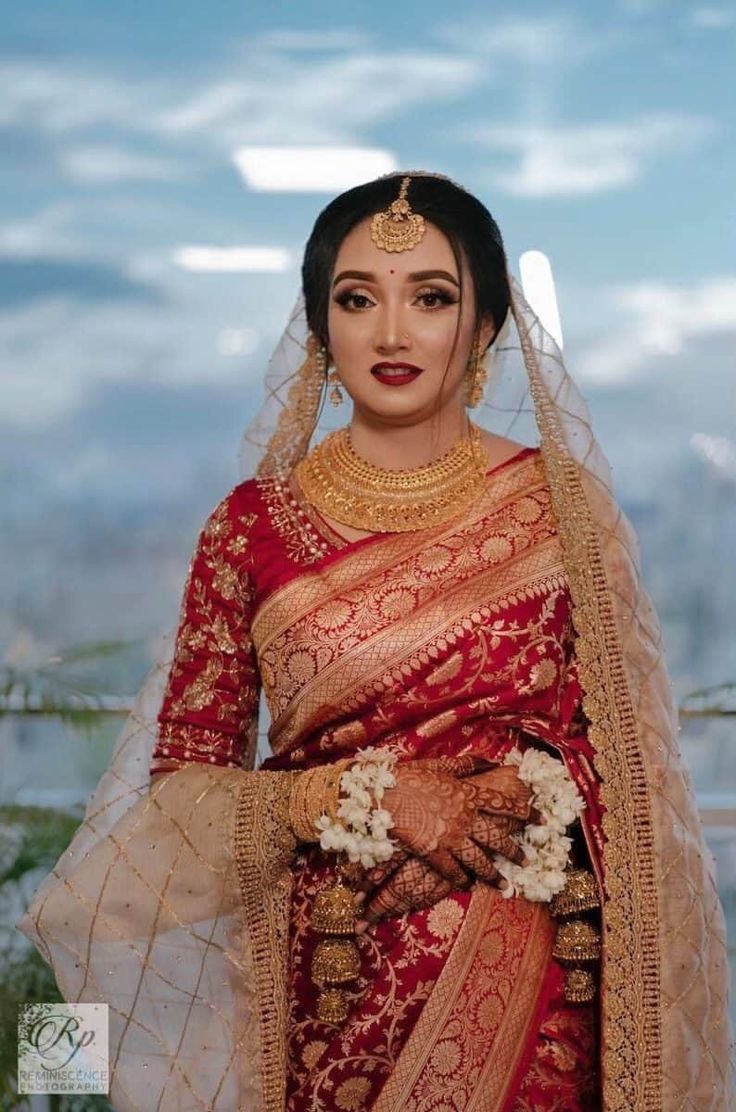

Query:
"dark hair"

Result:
[[301, 173, 510, 354]]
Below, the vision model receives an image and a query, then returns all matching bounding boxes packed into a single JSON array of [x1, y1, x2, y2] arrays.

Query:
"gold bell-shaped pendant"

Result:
[[309, 873, 361, 1025], [562, 967, 597, 1004], [549, 867, 601, 918], [550, 867, 602, 1005], [552, 918, 601, 1005]]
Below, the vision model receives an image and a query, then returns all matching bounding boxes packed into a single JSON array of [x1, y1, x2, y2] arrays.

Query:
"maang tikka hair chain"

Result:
[[370, 176, 426, 253]]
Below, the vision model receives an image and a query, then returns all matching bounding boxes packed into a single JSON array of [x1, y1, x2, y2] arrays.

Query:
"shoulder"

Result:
[[478, 430, 537, 469], [198, 478, 262, 549]]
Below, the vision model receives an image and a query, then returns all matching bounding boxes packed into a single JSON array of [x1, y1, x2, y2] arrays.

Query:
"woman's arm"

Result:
[[151, 489, 261, 776]]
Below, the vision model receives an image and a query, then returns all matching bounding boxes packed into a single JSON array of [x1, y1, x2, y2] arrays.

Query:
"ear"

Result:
[[478, 314, 496, 352]]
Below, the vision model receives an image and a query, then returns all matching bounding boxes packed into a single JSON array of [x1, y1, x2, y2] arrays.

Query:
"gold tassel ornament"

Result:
[[309, 869, 361, 1024], [549, 866, 600, 918], [549, 867, 601, 1005]]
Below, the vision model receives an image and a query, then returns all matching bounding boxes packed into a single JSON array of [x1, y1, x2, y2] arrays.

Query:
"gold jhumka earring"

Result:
[[465, 335, 488, 408], [327, 368, 343, 406], [370, 175, 426, 253]]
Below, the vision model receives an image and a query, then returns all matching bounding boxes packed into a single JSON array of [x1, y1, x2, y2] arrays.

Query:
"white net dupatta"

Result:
[[16, 270, 734, 1111], [239, 273, 734, 1108], [506, 276, 733, 1109], [16, 640, 295, 1112]]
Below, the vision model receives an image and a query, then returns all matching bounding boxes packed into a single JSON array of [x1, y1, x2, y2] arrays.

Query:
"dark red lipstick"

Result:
[[370, 361, 424, 386]]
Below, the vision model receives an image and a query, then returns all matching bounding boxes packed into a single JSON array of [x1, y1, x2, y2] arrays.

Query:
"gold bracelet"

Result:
[[288, 760, 352, 843], [289, 767, 320, 842]]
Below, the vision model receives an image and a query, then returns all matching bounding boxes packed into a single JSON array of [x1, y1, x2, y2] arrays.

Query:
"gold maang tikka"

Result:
[[370, 176, 426, 253]]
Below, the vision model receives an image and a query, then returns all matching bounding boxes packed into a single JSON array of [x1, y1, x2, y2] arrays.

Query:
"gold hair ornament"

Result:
[[370, 176, 426, 253]]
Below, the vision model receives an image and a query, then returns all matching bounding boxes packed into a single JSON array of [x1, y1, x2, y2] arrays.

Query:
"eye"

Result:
[[415, 287, 458, 310], [334, 290, 375, 311]]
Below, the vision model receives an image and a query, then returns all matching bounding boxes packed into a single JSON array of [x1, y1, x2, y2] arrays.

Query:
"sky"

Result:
[[3, 1, 735, 1010], [1, 0, 735, 689]]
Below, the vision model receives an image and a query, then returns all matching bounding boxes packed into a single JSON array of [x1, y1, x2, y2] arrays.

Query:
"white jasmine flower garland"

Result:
[[495, 746, 585, 902], [316, 747, 398, 869]]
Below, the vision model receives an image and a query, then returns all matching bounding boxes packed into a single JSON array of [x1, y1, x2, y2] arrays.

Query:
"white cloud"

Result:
[[579, 277, 736, 382], [0, 278, 290, 428], [0, 203, 89, 258], [0, 61, 160, 133], [60, 144, 186, 185], [174, 245, 293, 272], [436, 13, 602, 65], [0, 43, 481, 150], [469, 113, 716, 197], [690, 7, 736, 28], [232, 146, 396, 192], [153, 51, 481, 147]]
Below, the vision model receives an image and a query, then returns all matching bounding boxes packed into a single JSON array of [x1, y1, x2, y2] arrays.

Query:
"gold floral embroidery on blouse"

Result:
[[152, 492, 260, 772]]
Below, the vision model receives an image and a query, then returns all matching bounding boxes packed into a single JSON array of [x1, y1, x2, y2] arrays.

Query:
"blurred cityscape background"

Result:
[[1, 0, 734, 1090]]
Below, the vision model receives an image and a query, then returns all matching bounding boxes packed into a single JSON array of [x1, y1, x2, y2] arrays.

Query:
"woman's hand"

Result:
[[381, 758, 536, 882], [354, 758, 542, 929], [355, 812, 528, 930]]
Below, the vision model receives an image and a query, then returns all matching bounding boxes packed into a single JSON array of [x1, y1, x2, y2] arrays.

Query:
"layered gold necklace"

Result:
[[296, 424, 489, 533]]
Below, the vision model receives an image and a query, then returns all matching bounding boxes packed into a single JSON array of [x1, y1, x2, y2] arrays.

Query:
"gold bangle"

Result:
[[288, 760, 352, 843], [289, 767, 320, 842]]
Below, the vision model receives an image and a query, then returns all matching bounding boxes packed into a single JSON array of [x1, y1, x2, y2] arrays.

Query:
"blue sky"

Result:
[[1, 0, 735, 685], [3, 2, 734, 427]]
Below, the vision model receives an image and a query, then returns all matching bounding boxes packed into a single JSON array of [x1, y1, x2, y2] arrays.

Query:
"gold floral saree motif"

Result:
[[371, 888, 556, 1112], [253, 453, 566, 758], [254, 452, 598, 1109]]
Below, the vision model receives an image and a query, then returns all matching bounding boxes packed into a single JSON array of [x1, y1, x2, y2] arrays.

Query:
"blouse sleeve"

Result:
[[150, 488, 260, 775]]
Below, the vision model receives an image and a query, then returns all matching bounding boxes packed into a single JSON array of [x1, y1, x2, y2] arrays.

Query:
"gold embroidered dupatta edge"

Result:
[[516, 299, 733, 1109]]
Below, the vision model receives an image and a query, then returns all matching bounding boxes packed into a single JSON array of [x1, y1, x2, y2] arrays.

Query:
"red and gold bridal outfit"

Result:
[[152, 445, 604, 1111]]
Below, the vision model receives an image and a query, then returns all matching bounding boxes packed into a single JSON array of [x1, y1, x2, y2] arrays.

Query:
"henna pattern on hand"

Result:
[[353, 757, 536, 925], [361, 856, 456, 925]]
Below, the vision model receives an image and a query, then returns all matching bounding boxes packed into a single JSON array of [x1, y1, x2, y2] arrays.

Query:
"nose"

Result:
[[373, 304, 411, 356]]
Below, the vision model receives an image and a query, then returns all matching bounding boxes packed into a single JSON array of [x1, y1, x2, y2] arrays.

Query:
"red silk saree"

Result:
[[151, 445, 604, 1110]]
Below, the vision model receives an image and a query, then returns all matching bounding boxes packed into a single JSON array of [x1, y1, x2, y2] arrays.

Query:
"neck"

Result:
[[348, 407, 470, 470]]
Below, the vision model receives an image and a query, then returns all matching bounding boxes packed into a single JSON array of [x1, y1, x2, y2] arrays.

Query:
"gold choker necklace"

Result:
[[296, 425, 489, 533]]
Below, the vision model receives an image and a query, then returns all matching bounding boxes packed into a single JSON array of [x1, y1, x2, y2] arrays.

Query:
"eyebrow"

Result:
[[332, 269, 459, 288]]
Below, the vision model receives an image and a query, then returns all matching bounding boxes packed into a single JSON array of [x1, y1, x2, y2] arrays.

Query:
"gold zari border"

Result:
[[520, 326, 662, 1108], [233, 771, 297, 1112], [373, 886, 555, 1111]]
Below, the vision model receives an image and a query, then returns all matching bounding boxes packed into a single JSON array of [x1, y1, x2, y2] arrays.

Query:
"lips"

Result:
[[370, 361, 424, 387]]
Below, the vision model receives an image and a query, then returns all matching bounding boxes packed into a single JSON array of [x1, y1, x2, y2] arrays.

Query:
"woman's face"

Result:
[[326, 217, 494, 427]]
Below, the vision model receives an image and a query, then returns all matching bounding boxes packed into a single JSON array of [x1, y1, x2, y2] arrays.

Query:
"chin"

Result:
[[352, 393, 461, 426]]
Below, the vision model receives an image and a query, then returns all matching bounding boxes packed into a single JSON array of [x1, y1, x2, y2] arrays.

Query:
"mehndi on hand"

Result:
[[377, 757, 536, 882]]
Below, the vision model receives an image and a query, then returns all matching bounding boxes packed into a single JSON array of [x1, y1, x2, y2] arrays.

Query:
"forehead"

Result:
[[333, 217, 465, 280]]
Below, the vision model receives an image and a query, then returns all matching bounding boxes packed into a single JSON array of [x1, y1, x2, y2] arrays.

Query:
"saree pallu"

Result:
[[253, 449, 605, 1109], [18, 448, 604, 1110]]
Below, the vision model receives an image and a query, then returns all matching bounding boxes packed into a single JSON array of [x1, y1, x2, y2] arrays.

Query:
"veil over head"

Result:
[[17, 172, 733, 1111]]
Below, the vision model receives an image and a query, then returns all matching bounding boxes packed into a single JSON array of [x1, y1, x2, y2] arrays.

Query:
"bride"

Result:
[[18, 171, 733, 1110]]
